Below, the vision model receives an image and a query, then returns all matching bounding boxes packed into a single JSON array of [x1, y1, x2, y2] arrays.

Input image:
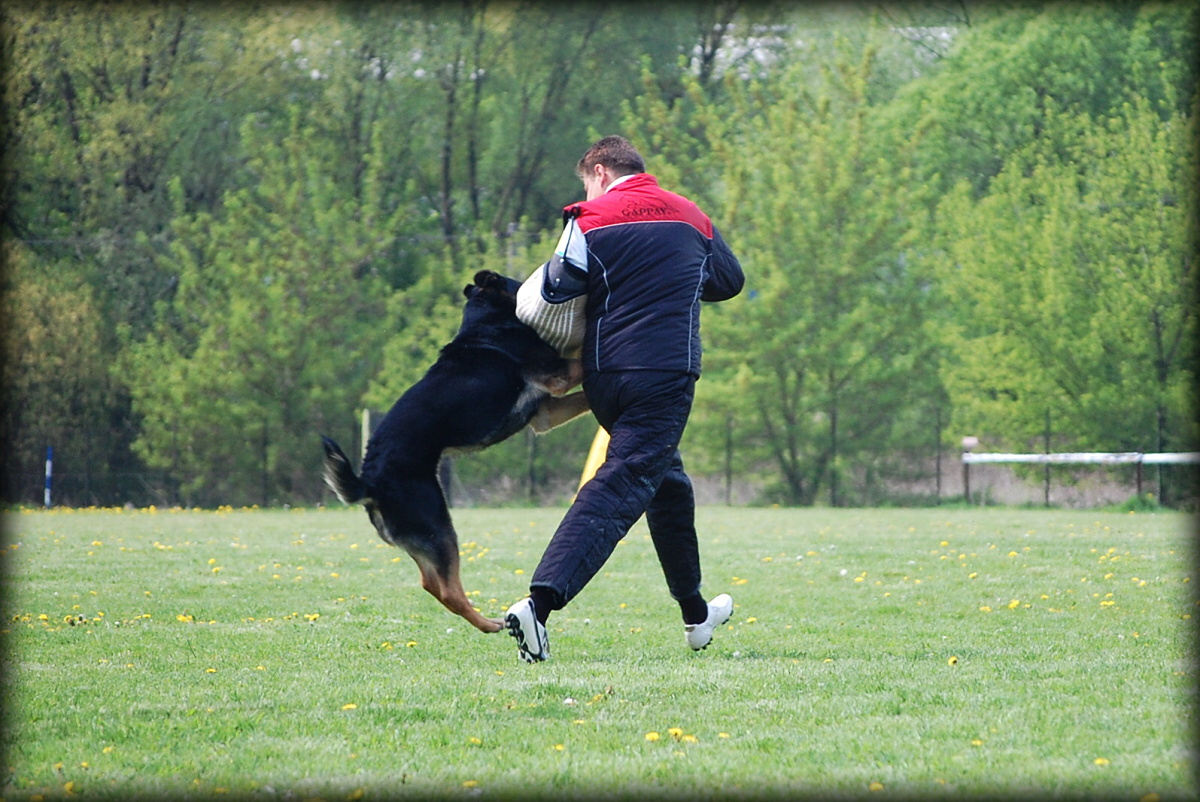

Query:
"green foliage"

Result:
[[3, 2, 1197, 507], [122, 112, 401, 506], [933, 95, 1197, 462], [681, 29, 943, 506], [891, 2, 1198, 197], [1, 243, 133, 503]]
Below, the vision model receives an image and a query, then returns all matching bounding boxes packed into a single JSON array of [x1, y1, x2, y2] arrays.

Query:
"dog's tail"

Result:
[[321, 435, 369, 504]]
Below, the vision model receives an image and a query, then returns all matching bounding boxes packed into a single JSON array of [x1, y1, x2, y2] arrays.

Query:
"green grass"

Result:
[[1, 506, 1195, 800]]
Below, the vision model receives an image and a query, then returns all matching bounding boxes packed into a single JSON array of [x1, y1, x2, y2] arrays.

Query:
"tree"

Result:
[[933, 94, 1197, 499], [694, 30, 942, 506], [122, 112, 403, 505], [886, 1, 1198, 198], [1, 242, 133, 505]]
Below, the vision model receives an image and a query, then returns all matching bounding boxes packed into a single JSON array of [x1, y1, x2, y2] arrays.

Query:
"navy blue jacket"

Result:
[[554, 173, 743, 377]]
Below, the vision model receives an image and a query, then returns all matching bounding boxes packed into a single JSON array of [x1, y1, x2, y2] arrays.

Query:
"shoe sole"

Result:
[[506, 613, 546, 663], [689, 611, 733, 651]]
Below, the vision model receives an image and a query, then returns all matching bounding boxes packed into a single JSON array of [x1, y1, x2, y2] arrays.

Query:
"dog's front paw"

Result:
[[483, 617, 505, 633]]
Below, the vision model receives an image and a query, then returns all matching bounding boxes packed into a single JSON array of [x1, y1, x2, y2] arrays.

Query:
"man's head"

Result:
[[576, 135, 645, 200]]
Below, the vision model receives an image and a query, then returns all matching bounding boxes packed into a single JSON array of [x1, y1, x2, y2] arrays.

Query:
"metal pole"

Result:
[[44, 446, 53, 509]]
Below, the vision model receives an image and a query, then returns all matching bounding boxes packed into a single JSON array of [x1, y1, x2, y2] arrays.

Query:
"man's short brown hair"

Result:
[[576, 135, 645, 180]]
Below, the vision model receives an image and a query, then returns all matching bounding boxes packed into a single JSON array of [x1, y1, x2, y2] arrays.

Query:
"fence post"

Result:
[[1043, 409, 1051, 507], [934, 407, 943, 505], [961, 436, 978, 504]]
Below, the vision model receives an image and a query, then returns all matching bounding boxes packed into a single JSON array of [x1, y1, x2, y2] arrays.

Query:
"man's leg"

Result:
[[529, 371, 694, 612], [644, 452, 706, 622]]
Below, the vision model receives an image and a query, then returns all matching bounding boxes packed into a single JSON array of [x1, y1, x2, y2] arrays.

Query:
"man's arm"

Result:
[[701, 225, 745, 302]]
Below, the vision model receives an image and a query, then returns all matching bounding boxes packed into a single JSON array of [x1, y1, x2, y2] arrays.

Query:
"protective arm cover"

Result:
[[540, 216, 588, 303]]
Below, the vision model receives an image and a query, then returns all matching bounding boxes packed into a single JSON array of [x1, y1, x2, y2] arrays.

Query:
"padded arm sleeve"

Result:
[[540, 216, 589, 303]]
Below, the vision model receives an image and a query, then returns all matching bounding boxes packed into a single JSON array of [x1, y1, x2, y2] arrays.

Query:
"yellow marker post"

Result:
[[578, 427, 610, 491]]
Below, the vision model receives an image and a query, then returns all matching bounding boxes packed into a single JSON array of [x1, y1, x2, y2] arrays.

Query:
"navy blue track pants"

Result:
[[530, 370, 702, 609]]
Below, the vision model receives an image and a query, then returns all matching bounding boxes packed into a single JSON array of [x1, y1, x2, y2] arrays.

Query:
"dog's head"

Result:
[[464, 269, 521, 302]]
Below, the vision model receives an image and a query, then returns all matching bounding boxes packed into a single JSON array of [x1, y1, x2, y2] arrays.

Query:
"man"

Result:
[[507, 135, 744, 662]]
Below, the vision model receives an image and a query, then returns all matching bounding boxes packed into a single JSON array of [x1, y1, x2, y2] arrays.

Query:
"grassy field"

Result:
[[1, 505, 1195, 801]]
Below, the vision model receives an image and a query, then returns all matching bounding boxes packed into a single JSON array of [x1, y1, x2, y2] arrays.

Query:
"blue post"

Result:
[[44, 446, 53, 509]]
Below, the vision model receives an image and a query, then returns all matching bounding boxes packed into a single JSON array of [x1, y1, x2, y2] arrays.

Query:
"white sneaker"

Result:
[[684, 593, 733, 651], [505, 597, 549, 662]]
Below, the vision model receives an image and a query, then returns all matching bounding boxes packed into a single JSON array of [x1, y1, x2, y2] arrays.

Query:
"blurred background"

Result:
[[2, 1, 1195, 509]]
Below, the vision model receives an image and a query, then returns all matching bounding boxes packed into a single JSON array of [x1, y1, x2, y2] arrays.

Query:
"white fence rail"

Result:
[[960, 451, 1199, 505], [963, 452, 1200, 465]]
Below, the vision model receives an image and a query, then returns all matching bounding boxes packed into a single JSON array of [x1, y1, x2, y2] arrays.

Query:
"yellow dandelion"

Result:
[[682, 734, 699, 744], [667, 727, 684, 740], [971, 739, 984, 746], [1007, 599, 1020, 610], [718, 732, 731, 739], [552, 743, 565, 751], [205, 668, 217, 673], [342, 703, 358, 710], [645, 732, 661, 742], [869, 781, 885, 792], [406, 640, 418, 648], [979, 606, 992, 613], [463, 780, 479, 789], [469, 737, 483, 745], [1094, 757, 1110, 767], [947, 656, 959, 666]]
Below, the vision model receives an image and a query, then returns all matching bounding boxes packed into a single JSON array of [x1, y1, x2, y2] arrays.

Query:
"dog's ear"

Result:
[[473, 270, 501, 289]]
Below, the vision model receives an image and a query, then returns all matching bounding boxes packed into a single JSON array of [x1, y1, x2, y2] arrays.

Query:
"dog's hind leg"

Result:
[[410, 549, 505, 634]]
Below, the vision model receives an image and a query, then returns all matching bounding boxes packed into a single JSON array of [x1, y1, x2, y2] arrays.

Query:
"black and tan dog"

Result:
[[321, 270, 589, 633]]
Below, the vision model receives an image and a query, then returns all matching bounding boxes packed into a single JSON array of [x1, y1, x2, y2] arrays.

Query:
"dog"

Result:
[[321, 269, 589, 633]]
